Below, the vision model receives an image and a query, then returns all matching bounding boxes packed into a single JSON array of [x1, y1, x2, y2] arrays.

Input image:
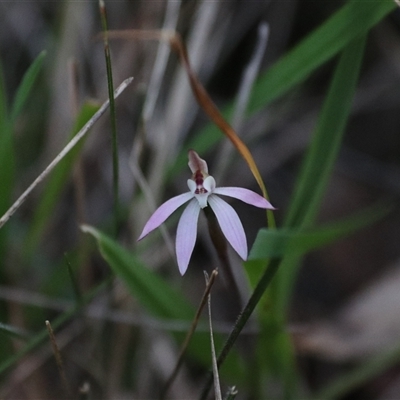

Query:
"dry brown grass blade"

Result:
[[160, 269, 218, 399], [45, 320, 72, 398]]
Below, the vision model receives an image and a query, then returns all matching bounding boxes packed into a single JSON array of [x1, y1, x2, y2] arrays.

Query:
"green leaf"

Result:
[[249, 203, 390, 260], [23, 101, 100, 259], [10, 50, 47, 123], [169, 0, 395, 177], [82, 225, 194, 320]]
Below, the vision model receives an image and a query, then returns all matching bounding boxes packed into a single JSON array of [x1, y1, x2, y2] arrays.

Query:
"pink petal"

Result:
[[137, 192, 193, 241], [208, 195, 248, 260], [213, 187, 275, 209], [188, 149, 208, 173], [176, 198, 201, 275]]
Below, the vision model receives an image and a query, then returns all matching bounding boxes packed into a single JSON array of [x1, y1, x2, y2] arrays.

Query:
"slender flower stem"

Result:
[[99, 0, 120, 236], [199, 258, 282, 400]]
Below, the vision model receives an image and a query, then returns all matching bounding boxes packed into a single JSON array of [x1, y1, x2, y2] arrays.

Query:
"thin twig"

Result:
[[0, 77, 133, 230], [160, 269, 218, 399], [204, 271, 222, 400], [1, 320, 83, 399], [45, 320, 72, 398]]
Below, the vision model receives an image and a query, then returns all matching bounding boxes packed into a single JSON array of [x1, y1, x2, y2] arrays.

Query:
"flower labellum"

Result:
[[138, 150, 275, 275]]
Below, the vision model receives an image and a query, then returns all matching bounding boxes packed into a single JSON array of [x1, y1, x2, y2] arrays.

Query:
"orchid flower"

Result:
[[138, 150, 275, 275]]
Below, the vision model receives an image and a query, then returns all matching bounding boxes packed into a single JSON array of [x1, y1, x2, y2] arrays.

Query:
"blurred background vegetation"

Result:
[[0, 1, 400, 399]]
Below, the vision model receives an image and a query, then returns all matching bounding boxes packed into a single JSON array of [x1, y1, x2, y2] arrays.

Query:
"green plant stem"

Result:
[[99, 0, 119, 236], [199, 258, 281, 400]]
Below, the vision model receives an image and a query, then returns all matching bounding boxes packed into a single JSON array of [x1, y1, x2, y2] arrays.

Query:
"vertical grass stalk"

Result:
[[199, 258, 281, 400], [99, 0, 120, 236]]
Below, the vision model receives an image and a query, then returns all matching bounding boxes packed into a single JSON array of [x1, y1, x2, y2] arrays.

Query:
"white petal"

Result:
[[203, 176, 216, 192], [208, 195, 248, 260], [176, 198, 201, 275], [213, 187, 275, 209], [195, 193, 209, 209], [137, 192, 193, 241], [187, 179, 196, 193]]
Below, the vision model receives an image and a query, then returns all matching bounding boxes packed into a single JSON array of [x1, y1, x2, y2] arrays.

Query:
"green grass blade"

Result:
[[168, 0, 395, 177], [10, 50, 47, 123], [285, 35, 367, 229], [0, 59, 15, 366], [23, 101, 100, 259], [0, 62, 14, 217], [0, 59, 8, 122], [249, 203, 390, 260], [242, 36, 368, 397], [82, 225, 194, 320], [246, 0, 394, 113], [99, 0, 119, 236], [82, 225, 244, 378], [245, 35, 367, 315], [0, 51, 46, 219], [267, 35, 367, 321]]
